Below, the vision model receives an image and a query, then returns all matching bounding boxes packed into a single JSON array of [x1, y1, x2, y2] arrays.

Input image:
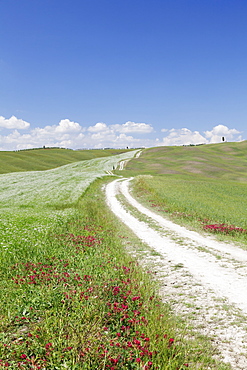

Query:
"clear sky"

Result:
[[0, 0, 246, 150]]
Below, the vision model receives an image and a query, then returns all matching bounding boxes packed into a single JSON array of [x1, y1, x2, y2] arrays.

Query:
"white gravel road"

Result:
[[105, 177, 247, 370]]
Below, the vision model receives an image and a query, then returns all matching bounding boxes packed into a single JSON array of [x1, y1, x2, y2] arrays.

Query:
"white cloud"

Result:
[[88, 122, 108, 132], [89, 130, 141, 148], [55, 119, 81, 133], [158, 124, 243, 146], [0, 119, 86, 151], [31, 119, 84, 142], [1, 119, 148, 150], [0, 115, 30, 129], [91, 132, 112, 140], [88, 121, 153, 135], [30, 119, 82, 137], [112, 121, 153, 134], [86, 121, 153, 148], [113, 133, 141, 145], [159, 128, 207, 146], [0, 117, 244, 151], [204, 124, 241, 143]]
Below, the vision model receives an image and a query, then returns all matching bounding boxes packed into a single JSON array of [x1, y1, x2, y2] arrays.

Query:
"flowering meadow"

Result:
[[0, 151, 136, 208], [122, 142, 247, 247], [203, 223, 247, 236], [0, 152, 229, 369], [0, 148, 134, 174], [131, 175, 247, 248]]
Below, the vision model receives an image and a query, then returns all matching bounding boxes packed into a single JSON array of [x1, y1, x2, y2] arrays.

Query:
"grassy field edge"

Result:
[[0, 177, 230, 369]]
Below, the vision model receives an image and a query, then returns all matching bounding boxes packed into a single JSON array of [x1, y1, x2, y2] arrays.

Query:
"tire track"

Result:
[[105, 177, 247, 370]]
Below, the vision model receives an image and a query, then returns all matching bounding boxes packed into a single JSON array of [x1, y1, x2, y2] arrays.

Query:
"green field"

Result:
[[123, 141, 247, 247], [0, 147, 134, 174], [123, 141, 247, 181], [0, 144, 242, 369]]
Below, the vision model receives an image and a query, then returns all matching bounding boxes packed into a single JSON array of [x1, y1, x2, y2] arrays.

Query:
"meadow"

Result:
[[0, 148, 133, 174], [0, 145, 237, 369], [123, 141, 247, 181], [124, 142, 247, 247]]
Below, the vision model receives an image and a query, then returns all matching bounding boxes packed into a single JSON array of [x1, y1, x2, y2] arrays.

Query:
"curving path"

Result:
[[105, 177, 247, 370]]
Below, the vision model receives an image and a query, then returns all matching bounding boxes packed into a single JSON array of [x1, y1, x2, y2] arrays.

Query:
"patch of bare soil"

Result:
[[105, 178, 247, 370]]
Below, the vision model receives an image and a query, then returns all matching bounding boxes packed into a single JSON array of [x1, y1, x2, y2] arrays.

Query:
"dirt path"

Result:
[[105, 177, 247, 370]]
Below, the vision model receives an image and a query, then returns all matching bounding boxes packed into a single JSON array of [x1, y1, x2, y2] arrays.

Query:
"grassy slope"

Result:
[[0, 149, 226, 369], [0, 152, 137, 210], [123, 141, 247, 181], [0, 147, 232, 368], [0, 148, 133, 174], [123, 141, 247, 246]]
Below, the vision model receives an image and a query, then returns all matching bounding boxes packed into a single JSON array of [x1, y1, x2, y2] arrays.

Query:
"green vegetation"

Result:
[[0, 150, 229, 369], [123, 141, 247, 181], [124, 141, 247, 247], [0, 152, 136, 210], [0, 147, 134, 174]]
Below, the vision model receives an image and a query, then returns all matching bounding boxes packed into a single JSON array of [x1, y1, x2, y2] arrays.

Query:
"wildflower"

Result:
[[132, 296, 141, 301], [45, 342, 53, 349], [63, 346, 73, 351], [133, 339, 141, 345], [112, 286, 120, 295], [110, 358, 118, 364], [168, 338, 174, 347]]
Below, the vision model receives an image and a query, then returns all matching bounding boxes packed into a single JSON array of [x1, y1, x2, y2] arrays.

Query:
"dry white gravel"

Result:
[[105, 177, 247, 370]]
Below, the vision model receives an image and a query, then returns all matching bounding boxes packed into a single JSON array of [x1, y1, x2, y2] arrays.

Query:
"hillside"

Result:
[[0, 147, 132, 174], [124, 141, 247, 181]]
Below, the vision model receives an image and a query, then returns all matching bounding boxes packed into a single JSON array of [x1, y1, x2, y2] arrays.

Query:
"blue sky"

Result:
[[0, 0, 246, 150]]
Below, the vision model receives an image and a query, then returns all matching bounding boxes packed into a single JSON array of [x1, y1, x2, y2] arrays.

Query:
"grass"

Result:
[[0, 147, 135, 174], [124, 142, 247, 248], [0, 151, 136, 209], [0, 150, 230, 369], [131, 175, 247, 247], [122, 141, 247, 181]]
